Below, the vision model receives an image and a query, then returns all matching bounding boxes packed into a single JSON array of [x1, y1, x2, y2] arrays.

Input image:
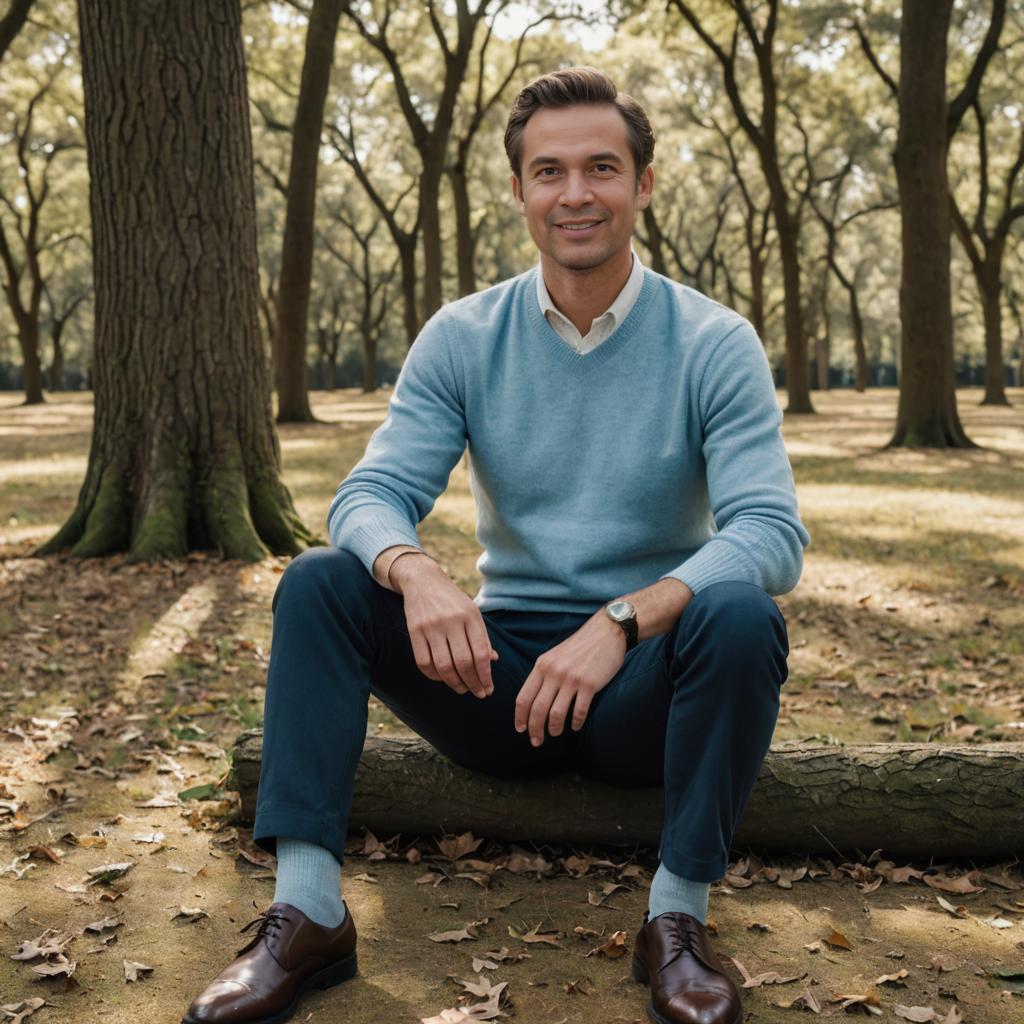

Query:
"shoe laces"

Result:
[[235, 908, 289, 956], [660, 914, 699, 972]]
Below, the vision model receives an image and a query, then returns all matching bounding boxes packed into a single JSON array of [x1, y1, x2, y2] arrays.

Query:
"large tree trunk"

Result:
[[232, 733, 1024, 858], [275, 0, 343, 424], [978, 260, 1009, 406], [890, 0, 973, 447], [41, 0, 315, 562]]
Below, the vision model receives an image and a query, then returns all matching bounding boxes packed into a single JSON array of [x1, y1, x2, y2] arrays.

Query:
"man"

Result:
[[184, 67, 808, 1024]]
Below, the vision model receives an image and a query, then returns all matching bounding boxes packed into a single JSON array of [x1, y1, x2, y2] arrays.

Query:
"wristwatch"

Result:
[[605, 599, 638, 652]]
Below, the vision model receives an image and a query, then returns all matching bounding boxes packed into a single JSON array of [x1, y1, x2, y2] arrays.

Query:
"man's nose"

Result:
[[559, 171, 593, 206]]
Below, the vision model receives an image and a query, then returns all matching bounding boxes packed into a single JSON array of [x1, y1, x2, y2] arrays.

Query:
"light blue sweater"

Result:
[[328, 267, 809, 613]]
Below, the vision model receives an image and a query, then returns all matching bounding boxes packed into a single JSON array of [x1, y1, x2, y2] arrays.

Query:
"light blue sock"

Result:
[[273, 838, 346, 928], [648, 861, 710, 926]]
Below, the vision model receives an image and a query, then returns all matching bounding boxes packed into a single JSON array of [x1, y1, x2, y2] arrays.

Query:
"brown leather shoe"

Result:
[[632, 911, 742, 1024], [182, 903, 357, 1024]]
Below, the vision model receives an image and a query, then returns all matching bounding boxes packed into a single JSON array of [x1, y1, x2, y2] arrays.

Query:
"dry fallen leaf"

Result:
[[922, 872, 984, 895], [935, 896, 970, 919], [741, 970, 804, 988], [893, 1005, 963, 1023], [508, 922, 561, 947], [30, 955, 76, 979], [875, 969, 910, 986], [454, 976, 507, 1000], [171, 906, 209, 922], [0, 997, 48, 1024], [428, 926, 479, 944], [584, 929, 627, 959], [10, 929, 75, 961], [587, 883, 629, 907], [436, 832, 483, 862], [773, 986, 822, 1012], [823, 926, 853, 951], [829, 988, 883, 1015], [84, 915, 124, 934], [85, 862, 134, 886], [123, 959, 154, 982]]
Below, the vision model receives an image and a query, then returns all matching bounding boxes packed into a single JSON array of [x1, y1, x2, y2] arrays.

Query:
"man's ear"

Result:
[[635, 164, 654, 211], [510, 173, 526, 215]]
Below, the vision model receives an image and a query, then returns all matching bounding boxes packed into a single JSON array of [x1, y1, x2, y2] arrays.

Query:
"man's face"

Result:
[[510, 103, 653, 274]]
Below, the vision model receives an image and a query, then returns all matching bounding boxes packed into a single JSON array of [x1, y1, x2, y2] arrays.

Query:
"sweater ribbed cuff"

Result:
[[330, 511, 422, 579], [661, 536, 761, 595]]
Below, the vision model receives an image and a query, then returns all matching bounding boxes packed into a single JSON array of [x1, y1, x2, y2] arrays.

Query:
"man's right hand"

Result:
[[390, 554, 497, 698]]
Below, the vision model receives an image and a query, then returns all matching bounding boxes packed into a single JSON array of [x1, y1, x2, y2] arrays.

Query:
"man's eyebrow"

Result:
[[526, 152, 625, 171]]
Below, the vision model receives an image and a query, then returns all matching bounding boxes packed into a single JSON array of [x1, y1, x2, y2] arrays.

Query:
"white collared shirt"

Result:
[[536, 250, 645, 354]]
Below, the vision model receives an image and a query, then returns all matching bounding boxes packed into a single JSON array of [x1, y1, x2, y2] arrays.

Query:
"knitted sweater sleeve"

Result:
[[327, 313, 466, 575], [661, 320, 810, 597]]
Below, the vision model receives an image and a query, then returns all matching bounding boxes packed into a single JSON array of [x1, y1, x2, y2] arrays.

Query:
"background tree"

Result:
[[274, 0, 343, 423], [41, 0, 314, 561], [667, 0, 815, 414], [0, 68, 80, 404], [0, 0, 34, 61], [857, 0, 1006, 446]]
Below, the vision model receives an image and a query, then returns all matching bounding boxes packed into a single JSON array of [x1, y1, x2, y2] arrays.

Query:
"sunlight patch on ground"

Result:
[[0, 454, 86, 483]]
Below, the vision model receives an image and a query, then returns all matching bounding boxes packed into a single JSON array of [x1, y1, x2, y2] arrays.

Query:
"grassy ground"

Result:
[[1, 388, 1022, 1023]]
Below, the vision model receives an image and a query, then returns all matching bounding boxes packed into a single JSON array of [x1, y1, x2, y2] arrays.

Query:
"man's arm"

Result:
[[514, 576, 693, 746], [329, 316, 498, 698]]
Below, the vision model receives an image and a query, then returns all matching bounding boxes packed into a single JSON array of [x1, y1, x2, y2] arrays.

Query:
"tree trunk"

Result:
[[641, 206, 670, 278], [890, 0, 973, 447], [773, 202, 813, 414], [849, 284, 868, 392], [41, 0, 315, 562], [231, 733, 1024, 858], [815, 333, 829, 391], [361, 330, 377, 393], [49, 319, 65, 390], [448, 159, 476, 297], [0, 0, 34, 61], [275, 0, 344, 424], [748, 247, 766, 341], [420, 156, 445, 321], [17, 319, 44, 405], [978, 261, 1009, 405], [398, 239, 418, 349]]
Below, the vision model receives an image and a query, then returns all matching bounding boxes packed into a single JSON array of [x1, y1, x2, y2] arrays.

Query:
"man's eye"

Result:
[[538, 167, 559, 176], [594, 164, 614, 173]]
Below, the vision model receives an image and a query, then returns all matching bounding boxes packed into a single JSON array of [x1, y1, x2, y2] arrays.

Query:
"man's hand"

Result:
[[514, 611, 626, 746], [392, 554, 498, 698]]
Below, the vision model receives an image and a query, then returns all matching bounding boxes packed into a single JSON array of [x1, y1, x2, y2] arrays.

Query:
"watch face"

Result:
[[607, 600, 633, 621]]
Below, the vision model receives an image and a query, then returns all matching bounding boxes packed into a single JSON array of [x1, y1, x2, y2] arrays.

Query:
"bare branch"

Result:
[[852, 20, 898, 99], [948, 0, 1006, 138]]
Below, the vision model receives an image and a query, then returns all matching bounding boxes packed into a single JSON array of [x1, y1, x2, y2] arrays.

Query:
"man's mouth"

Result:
[[555, 220, 603, 233]]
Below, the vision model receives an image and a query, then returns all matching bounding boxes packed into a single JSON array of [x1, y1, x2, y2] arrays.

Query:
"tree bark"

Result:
[[449, 156, 477, 297], [640, 206, 670, 277], [0, 0, 34, 60], [275, 0, 343, 423], [890, 0, 972, 447], [849, 282, 868, 392], [231, 733, 1024, 858], [49, 318, 65, 390], [17, 318, 43, 404], [978, 262, 1008, 405], [41, 0, 316, 562]]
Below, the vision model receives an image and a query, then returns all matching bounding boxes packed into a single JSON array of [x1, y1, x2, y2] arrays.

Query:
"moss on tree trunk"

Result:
[[39, 0, 316, 563]]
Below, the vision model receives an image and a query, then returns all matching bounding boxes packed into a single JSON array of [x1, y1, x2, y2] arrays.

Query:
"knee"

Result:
[[674, 581, 788, 671], [273, 546, 369, 613]]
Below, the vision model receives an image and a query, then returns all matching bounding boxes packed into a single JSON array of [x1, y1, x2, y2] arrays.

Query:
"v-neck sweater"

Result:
[[328, 266, 809, 613]]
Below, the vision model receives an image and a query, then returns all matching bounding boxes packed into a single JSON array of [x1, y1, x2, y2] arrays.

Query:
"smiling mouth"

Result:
[[556, 221, 602, 232]]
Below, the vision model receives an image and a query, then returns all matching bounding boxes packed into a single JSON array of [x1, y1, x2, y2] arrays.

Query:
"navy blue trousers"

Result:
[[253, 547, 789, 883]]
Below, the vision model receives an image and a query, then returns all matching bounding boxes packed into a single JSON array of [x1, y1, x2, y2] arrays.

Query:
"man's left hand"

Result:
[[514, 610, 627, 746]]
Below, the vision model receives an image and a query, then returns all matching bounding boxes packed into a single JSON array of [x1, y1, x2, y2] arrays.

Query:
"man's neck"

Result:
[[540, 248, 634, 336]]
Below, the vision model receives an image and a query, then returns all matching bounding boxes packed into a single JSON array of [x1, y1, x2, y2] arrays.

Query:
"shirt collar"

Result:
[[535, 249, 645, 330]]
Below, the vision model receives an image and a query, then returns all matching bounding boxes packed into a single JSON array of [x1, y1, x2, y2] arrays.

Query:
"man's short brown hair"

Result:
[[504, 66, 655, 181]]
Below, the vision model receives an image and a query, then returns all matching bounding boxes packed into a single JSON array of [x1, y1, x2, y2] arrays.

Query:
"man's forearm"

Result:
[[372, 544, 430, 592], [620, 576, 694, 641]]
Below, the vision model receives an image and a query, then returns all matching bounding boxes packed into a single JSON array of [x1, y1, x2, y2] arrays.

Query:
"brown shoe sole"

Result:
[[181, 951, 357, 1024], [632, 952, 742, 1024]]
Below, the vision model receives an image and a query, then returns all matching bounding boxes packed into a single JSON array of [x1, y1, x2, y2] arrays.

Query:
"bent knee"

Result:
[[680, 581, 786, 653], [273, 546, 369, 612]]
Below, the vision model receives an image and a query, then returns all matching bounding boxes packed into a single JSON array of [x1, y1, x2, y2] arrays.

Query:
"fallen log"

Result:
[[230, 731, 1024, 859]]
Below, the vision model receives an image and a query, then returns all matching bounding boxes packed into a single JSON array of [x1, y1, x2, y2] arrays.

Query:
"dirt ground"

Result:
[[1, 388, 1023, 1023]]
